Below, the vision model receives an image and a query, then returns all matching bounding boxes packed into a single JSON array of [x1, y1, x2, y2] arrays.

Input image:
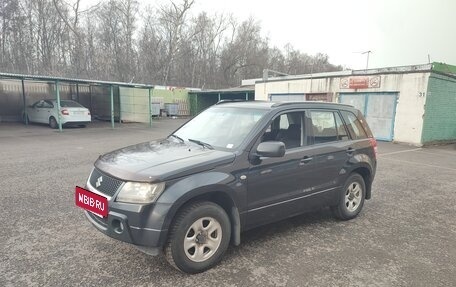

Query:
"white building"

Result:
[[246, 63, 456, 146]]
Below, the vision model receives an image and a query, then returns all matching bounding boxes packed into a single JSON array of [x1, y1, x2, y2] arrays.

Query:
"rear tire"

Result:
[[164, 201, 231, 273], [49, 117, 58, 129], [332, 173, 365, 220]]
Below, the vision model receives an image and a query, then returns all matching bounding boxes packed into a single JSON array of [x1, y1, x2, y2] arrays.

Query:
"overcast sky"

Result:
[[187, 0, 456, 70]]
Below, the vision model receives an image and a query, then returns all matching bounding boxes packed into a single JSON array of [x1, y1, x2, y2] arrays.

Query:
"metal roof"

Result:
[[246, 63, 456, 84], [0, 72, 154, 88], [189, 85, 254, 94]]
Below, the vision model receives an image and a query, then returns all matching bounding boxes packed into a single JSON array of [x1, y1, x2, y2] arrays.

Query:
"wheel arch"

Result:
[[350, 166, 372, 199], [159, 187, 241, 248]]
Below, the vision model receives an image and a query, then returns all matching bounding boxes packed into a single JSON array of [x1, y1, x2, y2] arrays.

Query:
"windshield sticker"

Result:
[[226, 144, 234, 149]]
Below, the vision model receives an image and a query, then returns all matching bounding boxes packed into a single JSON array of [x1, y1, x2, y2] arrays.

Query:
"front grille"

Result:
[[89, 168, 123, 197]]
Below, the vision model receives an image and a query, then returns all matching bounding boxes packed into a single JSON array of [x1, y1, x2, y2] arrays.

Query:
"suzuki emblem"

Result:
[[96, 176, 103, 187]]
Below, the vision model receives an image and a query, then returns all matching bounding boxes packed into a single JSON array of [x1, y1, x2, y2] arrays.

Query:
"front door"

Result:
[[28, 101, 44, 123], [246, 110, 316, 228]]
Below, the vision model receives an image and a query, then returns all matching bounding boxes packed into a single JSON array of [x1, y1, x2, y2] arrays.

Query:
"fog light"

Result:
[[112, 219, 124, 234]]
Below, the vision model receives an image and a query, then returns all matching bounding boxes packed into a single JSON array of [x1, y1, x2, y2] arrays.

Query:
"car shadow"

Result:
[[228, 207, 335, 250]]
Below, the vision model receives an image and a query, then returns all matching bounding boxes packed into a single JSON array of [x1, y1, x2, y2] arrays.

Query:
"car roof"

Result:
[[215, 100, 357, 112]]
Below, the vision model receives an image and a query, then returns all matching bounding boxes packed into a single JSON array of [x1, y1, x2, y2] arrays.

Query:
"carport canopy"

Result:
[[0, 72, 155, 131], [189, 86, 255, 115]]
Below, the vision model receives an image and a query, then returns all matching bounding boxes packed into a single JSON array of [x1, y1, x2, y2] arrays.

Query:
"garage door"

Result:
[[339, 93, 397, 141]]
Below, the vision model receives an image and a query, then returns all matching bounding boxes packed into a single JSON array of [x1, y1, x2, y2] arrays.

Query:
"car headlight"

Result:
[[116, 182, 165, 204]]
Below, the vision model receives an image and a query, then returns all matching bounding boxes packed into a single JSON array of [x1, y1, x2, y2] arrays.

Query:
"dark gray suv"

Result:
[[76, 101, 377, 273]]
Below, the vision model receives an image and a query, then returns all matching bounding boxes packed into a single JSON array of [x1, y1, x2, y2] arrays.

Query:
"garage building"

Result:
[[0, 73, 192, 131], [249, 63, 456, 146]]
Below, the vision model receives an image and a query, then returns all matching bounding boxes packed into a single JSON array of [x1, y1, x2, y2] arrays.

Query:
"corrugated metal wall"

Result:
[[421, 73, 456, 143]]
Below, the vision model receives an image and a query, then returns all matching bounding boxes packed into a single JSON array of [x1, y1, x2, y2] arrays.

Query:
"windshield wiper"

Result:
[[168, 134, 184, 143], [188, 138, 214, 150]]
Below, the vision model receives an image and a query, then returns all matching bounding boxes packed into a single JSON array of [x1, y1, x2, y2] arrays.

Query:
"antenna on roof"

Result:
[[353, 50, 372, 70]]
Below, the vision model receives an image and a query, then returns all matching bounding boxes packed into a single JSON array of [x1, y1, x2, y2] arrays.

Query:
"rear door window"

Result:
[[60, 100, 83, 108], [309, 110, 347, 144]]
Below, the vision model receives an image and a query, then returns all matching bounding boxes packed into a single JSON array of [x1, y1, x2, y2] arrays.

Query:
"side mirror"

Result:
[[256, 141, 285, 158]]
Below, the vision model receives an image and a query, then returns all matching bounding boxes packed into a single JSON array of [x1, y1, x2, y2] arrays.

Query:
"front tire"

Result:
[[164, 201, 231, 273], [332, 173, 366, 220]]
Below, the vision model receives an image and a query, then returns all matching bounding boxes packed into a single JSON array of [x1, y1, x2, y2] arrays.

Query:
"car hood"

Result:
[[94, 140, 236, 182]]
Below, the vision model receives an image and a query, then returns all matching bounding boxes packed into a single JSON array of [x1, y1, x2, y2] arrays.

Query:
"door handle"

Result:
[[347, 147, 356, 155], [300, 156, 313, 165]]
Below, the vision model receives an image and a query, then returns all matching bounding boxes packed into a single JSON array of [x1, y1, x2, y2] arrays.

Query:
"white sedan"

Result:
[[24, 99, 91, 129]]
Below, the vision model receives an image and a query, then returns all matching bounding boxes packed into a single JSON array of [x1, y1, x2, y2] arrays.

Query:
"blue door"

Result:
[[339, 93, 397, 141]]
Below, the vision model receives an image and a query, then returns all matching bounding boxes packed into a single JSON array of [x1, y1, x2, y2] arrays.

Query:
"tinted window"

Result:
[[60, 100, 84, 108], [335, 112, 349, 141], [341, 111, 368, 139], [43, 101, 54, 108], [309, 111, 339, 144], [33, 101, 44, 108], [261, 111, 304, 149]]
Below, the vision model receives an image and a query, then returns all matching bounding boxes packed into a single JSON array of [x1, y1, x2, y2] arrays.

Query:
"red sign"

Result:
[[340, 76, 381, 89], [75, 186, 108, 217], [349, 77, 369, 89]]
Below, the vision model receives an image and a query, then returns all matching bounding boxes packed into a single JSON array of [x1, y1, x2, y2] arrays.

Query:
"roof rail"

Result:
[[271, 101, 353, 107], [215, 99, 246, 105]]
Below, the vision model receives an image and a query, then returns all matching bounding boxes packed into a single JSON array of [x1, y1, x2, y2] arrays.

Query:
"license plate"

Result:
[[74, 111, 84, 115], [75, 186, 108, 217]]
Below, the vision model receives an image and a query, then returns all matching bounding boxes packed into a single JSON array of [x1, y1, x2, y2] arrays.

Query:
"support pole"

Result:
[[148, 88, 153, 128], [110, 85, 115, 129], [218, 93, 221, 102], [56, 80, 62, 132], [245, 92, 248, 101], [89, 85, 93, 111], [195, 94, 198, 115], [21, 79, 28, 125], [76, 83, 80, 102], [118, 87, 122, 123]]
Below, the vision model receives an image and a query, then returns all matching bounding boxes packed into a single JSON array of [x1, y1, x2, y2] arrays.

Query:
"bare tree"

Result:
[[0, 0, 342, 88], [157, 0, 194, 85]]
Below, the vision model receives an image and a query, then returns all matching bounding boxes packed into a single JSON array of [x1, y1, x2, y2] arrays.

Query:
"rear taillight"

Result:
[[369, 137, 378, 158], [61, 109, 69, 115]]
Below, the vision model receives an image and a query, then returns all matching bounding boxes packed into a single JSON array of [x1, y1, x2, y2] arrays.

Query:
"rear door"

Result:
[[305, 110, 352, 201]]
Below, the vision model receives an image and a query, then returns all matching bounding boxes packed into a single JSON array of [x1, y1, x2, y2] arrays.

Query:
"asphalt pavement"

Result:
[[1, 120, 455, 287]]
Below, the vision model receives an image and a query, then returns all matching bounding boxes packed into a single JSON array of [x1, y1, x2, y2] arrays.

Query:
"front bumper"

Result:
[[83, 181, 169, 255], [84, 210, 165, 255]]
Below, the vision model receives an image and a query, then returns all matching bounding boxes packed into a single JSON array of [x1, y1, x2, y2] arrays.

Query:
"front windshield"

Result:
[[173, 106, 268, 149]]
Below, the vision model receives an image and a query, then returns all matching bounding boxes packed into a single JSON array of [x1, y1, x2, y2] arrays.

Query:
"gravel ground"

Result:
[[1, 120, 455, 287]]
